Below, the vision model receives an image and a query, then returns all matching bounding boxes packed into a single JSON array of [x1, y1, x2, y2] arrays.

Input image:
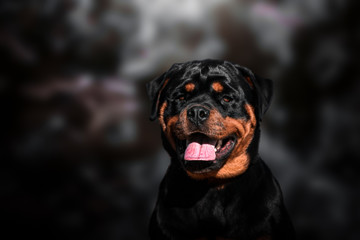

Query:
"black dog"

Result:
[[147, 59, 295, 240]]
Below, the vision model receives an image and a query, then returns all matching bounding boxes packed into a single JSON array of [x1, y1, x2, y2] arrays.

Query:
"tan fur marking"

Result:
[[186, 104, 256, 179], [185, 83, 195, 92], [157, 79, 179, 149], [246, 76, 254, 88], [161, 103, 256, 167], [159, 102, 168, 132], [155, 78, 169, 114], [165, 115, 178, 150], [158, 101, 177, 150], [212, 82, 224, 92]]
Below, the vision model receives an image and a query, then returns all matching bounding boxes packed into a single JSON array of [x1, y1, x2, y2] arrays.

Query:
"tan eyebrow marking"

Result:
[[212, 82, 224, 92], [185, 83, 195, 92]]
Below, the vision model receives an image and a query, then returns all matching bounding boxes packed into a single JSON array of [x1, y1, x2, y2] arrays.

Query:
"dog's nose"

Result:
[[187, 106, 209, 125]]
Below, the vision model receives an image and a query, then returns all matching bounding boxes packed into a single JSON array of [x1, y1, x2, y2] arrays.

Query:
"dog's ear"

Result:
[[146, 72, 169, 121], [253, 74, 273, 120], [236, 66, 273, 121]]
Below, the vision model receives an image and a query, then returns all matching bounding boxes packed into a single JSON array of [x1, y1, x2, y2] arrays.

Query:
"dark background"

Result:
[[2, 0, 360, 239]]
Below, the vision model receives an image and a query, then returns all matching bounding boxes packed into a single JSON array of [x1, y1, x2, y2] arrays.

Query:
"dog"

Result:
[[147, 59, 295, 239]]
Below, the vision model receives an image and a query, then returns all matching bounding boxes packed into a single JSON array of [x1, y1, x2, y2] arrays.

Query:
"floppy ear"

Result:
[[236, 66, 273, 121], [146, 72, 168, 121], [253, 74, 273, 120]]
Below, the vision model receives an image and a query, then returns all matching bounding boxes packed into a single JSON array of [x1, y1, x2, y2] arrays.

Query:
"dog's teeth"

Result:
[[216, 140, 222, 150], [213, 145, 217, 152]]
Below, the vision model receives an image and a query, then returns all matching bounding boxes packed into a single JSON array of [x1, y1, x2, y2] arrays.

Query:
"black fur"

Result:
[[147, 59, 295, 240]]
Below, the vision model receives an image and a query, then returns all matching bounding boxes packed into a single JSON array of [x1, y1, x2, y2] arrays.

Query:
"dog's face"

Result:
[[147, 60, 272, 179]]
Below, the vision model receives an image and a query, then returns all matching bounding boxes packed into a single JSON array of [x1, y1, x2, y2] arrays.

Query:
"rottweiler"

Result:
[[147, 59, 296, 240]]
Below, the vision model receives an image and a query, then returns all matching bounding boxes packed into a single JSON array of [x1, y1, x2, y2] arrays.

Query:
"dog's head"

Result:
[[147, 60, 272, 179]]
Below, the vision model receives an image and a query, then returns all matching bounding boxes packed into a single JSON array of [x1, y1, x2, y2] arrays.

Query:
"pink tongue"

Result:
[[184, 142, 216, 161]]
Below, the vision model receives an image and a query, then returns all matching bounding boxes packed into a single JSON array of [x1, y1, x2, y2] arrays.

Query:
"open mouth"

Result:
[[177, 133, 237, 173]]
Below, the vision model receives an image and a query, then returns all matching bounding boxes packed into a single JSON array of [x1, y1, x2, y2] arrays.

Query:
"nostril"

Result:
[[187, 109, 195, 118], [198, 108, 209, 121]]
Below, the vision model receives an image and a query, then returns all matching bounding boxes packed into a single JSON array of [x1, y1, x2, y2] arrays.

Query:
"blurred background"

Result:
[[2, 0, 360, 239]]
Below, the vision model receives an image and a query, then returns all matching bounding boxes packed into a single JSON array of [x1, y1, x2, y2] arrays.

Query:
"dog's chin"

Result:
[[176, 133, 237, 174]]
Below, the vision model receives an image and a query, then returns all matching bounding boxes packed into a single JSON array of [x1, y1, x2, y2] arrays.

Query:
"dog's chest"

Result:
[[160, 187, 244, 234]]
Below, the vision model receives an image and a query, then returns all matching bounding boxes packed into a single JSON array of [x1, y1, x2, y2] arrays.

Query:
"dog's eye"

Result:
[[223, 96, 233, 103]]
